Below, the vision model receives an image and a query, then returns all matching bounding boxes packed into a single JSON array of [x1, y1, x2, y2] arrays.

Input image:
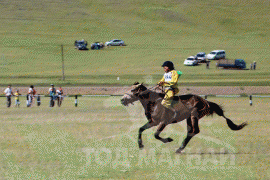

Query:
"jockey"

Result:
[[158, 61, 180, 110]]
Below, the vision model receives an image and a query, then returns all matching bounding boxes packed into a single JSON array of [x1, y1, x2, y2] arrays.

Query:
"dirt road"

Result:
[[1, 86, 269, 95]]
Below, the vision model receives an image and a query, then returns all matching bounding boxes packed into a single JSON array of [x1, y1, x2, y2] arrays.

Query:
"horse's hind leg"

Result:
[[176, 116, 200, 154], [154, 123, 173, 143]]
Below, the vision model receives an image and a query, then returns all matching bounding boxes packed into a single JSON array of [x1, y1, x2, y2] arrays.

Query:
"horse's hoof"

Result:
[[167, 138, 173, 142], [139, 144, 144, 149], [175, 149, 184, 154]]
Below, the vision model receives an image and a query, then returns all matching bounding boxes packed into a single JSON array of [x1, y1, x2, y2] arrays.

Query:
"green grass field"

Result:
[[0, 0, 269, 86], [0, 96, 269, 179]]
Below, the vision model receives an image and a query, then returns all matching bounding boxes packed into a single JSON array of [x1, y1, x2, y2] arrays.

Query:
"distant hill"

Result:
[[0, 0, 269, 86]]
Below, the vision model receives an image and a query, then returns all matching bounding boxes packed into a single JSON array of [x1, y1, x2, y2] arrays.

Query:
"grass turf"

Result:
[[0, 96, 269, 179]]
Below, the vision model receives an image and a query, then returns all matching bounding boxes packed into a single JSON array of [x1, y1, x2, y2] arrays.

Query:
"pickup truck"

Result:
[[217, 59, 246, 69]]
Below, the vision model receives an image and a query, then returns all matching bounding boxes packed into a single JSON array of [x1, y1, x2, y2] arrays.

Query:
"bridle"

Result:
[[147, 84, 166, 94], [123, 84, 166, 99]]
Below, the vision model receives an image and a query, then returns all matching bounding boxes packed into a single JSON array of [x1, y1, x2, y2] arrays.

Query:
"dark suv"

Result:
[[74, 40, 88, 50]]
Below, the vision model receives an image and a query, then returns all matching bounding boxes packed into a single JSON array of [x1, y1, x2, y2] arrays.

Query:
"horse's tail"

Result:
[[208, 101, 248, 131]]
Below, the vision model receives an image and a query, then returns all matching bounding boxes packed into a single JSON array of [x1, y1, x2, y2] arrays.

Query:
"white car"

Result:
[[184, 56, 199, 66], [195, 52, 206, 62], [206, 50, 226, 60], [105, 39, 125, 46]]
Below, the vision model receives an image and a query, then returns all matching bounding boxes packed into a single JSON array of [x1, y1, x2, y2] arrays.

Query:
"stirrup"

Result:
[[172, 109, 177, 119], [166, 106, 177, 119]]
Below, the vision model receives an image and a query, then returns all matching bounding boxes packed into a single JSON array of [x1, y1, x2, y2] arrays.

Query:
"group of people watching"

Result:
[[48, 84, 64, 107], [4, 84, 64, 108]]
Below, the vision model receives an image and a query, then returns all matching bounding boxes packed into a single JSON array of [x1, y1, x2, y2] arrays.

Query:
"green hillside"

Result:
[[0, 0, 269, 86]]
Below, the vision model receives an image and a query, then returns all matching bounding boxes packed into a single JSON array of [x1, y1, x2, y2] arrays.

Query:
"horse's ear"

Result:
[[133, 82, 140, 85]]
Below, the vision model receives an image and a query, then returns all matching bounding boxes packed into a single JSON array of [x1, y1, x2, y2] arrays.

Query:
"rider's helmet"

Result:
[[162, 61, 175, 70]]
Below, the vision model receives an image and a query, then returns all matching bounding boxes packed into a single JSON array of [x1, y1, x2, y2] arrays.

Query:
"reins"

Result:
[[148, 85, 166, 94], [123, 84, 166, 99]]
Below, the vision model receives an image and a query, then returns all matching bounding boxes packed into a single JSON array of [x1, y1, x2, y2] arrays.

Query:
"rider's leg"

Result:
[[161, 90, 177, 118], [7, 96, 11, 107], [161, 89, 174, 108]]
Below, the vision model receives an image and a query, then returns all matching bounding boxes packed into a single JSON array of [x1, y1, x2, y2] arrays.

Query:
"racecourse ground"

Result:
[[1, 96, 269, 179]]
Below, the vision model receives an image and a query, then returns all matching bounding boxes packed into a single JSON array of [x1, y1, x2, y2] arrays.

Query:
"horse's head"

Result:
[[120, 82, 148, 106], [130, 82, 148, 95]]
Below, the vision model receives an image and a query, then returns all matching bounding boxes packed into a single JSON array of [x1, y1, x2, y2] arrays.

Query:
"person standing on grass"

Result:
[[4, 85, 13, 107], [49, 84, 56, 107], [206, 61, 210, 69], [253, 61, 256, 70], [28, 85, 36, 107], [14, 90, 21, 107], [56, 87, 64, 107]]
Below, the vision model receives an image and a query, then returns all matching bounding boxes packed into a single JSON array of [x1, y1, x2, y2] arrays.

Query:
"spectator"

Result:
[[14, 90, 21, 107], [253, 61, 256, 70], [216, 62, 219, 69], [206, 61, 210, 69], [49, 84, 56, 107], [4, 85, 13, 107], [250, 63, 253, 70], [28, 85, 36, 107], [56, 87, 64, 107]]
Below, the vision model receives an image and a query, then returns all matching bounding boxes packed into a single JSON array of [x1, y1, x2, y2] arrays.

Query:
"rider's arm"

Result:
[[158, 76, 165, 85], [167, 70, 179, 86]]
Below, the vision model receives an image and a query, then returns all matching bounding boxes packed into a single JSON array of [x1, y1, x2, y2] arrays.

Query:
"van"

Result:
[[206, 50, 226, 60]]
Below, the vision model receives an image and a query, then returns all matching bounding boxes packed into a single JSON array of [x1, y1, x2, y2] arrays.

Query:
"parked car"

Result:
[[74, 39, 88, 50], [90, 42, 104, 50], [105, 39, 125, 46], [184, 56, 199, 66], [206, 50, 226, 60], [195, 52, 206, 62]]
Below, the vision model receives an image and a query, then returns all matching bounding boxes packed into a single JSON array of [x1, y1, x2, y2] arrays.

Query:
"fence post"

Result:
[[26, 95, 30, 107], [75, 95, 78, 107], [37, 94, 41, 106], [249, 95, 252, 106]]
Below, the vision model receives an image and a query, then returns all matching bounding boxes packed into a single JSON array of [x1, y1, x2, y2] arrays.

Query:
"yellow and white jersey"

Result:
[[14, 92, 19, 100], [159, 70, 179, 89]]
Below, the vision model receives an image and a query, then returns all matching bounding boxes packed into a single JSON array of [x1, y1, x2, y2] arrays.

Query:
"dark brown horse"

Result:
[[121, 82, 247, 153]]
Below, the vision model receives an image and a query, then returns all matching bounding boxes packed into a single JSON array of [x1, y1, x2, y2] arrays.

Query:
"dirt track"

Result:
[[1, 86, 269, 95]]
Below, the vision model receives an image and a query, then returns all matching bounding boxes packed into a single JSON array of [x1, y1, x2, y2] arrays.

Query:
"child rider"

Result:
[[158, 61, 180, 114]]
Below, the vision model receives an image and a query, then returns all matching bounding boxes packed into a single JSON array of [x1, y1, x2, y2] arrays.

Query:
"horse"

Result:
[[120, 82, 247, 153]]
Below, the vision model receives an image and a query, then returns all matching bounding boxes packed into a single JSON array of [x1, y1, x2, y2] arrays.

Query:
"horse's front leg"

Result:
[[154, 122, 173, 143], [138, 122, 155, 149]]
